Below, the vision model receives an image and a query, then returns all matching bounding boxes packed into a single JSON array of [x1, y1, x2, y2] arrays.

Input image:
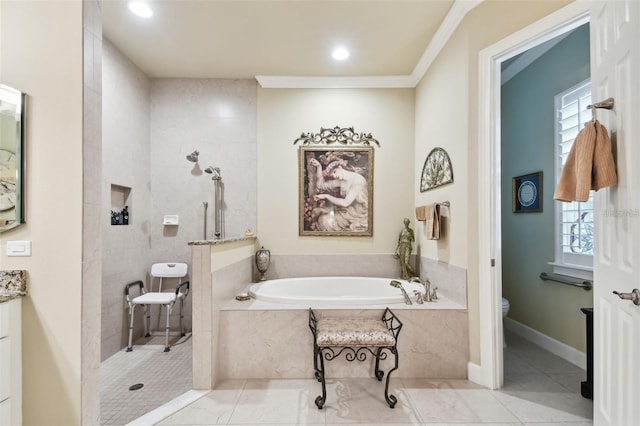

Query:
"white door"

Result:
[[591, 1, 640, 425]]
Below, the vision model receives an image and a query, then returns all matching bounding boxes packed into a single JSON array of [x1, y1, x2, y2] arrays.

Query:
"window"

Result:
[[552, 80, 594, 280]]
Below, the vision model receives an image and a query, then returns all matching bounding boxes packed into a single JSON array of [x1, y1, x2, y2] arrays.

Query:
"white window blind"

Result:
[[553, 80, 593, 278]]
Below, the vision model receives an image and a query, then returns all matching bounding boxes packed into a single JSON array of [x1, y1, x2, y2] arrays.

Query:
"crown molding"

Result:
[[256, 0, 484, 89], [255, 75, 415, 89], [410, 0, 484, 86]]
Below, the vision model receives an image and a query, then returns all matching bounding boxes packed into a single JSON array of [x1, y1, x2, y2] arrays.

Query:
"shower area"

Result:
[[100, 39, 258, 422], [186, 150, 225, 240]]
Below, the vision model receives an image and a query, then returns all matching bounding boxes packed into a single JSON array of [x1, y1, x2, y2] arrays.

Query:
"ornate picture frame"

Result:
[[512, 171, 543, 213], [299, 146, 374, 236], [420, 147, 454, 192]]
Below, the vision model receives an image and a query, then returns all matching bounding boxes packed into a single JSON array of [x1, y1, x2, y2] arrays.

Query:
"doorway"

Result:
[[500, 22, 592, 386], [476, 1, 591, 390]]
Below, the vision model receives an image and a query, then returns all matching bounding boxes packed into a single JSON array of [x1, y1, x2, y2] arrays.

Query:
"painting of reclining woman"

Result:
[[299, 147, 373, 236]]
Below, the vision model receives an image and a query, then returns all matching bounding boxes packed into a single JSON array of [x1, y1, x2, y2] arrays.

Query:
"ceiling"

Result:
[[102, 0, 462, 83]]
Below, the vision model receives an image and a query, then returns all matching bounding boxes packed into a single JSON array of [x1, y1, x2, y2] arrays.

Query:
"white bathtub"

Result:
[[248, 276, 424, 305]]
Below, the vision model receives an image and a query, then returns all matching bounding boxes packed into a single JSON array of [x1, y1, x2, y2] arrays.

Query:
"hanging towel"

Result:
[[554, 120, 618, 202], [415, 205, 427, 221], [425, 203, 441, 240]]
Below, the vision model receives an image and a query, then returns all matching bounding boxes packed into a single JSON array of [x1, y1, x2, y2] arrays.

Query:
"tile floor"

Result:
[[100, 334, 193, 425], [109, 330, 592, 425]]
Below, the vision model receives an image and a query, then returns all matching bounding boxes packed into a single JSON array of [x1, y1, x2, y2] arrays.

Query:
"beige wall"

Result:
[[415, 0, 572, 364], [257, 88, 415, 254], [0, 1, 84, 424]]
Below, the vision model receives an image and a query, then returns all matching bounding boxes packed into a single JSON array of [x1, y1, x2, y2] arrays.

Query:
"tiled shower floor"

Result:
[[102, 330, 593, 425], [100, 334, 192, 425]]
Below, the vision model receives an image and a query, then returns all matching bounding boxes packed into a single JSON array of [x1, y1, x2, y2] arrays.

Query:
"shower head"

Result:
[[186, 150, 200, 163], [204, 166, 221, 180]]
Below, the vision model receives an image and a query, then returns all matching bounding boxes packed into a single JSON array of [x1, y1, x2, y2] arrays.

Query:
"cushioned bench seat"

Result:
[[315, 317, 396, 347]]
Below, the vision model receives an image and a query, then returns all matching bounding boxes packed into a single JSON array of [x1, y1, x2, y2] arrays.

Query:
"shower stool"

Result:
[[124, 263, 190, 352], [308, 308, 402, 409]]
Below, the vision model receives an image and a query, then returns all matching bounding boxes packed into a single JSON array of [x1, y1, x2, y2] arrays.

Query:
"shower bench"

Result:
[[308, 307, 403, 409]]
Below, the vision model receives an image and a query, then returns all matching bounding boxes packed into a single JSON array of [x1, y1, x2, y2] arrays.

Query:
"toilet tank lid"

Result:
[[151, 262, 188, 278]]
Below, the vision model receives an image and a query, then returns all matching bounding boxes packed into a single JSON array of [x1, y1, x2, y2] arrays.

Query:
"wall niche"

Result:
[[110, 184, 130, 225]]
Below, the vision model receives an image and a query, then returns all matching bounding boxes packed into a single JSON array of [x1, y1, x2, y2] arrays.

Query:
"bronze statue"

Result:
[[394, 218, 415, 279]]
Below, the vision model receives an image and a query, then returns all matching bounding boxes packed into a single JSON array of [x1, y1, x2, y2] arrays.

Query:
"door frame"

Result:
[[476, 1, 591, 390]]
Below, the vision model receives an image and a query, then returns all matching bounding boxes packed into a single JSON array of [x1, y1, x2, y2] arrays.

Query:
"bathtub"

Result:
[[248, 276, 424, 305]]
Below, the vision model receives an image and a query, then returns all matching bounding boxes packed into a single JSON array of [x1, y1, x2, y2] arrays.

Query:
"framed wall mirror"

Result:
[[0, 84, 26, 232]]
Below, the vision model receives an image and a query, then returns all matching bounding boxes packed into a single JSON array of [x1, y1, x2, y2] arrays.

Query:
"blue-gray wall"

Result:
[[501, 24, 591, 351]]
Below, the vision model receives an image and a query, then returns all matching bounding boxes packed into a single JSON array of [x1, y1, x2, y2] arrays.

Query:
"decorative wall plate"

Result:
[[512, 171, 542, 213], [420, 147, 453, 192]]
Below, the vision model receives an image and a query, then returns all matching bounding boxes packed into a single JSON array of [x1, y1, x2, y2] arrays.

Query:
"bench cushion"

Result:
[[316, 317, 396, 347]]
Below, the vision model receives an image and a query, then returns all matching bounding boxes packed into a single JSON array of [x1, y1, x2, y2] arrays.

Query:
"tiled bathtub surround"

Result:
[[191, 246, 469, 390], [267, 253, 406, 280], [218, 308, 469, 380], [419, 256, 467, 306], [0, 270, 27, 302]]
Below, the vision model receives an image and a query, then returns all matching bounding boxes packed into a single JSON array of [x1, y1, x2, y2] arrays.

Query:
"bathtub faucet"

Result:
[[409, 276, 437, 302], [390, 280, 413, 305]]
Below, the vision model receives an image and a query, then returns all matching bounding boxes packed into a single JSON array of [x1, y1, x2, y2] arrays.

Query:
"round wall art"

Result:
[[512, 171, 542, 213], [420, 147, 454, 192]]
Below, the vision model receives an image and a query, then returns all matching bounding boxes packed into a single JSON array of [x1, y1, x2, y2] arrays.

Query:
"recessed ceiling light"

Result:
[[332, 48, 350, 61], [128, 2, 153, 18]]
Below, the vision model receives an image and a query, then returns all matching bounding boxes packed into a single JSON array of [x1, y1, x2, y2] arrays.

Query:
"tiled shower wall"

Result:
[[102, 39, 152, 360], [149, 78, 258, 258], [101, 39, 258, 360]]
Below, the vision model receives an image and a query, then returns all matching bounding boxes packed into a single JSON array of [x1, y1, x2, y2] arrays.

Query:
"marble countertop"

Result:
[[188, 235, 256, 245], [0, 270, 27, 302]]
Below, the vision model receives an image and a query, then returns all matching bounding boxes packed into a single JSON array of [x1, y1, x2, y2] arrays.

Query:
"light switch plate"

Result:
[[6, 241, 31, 257]]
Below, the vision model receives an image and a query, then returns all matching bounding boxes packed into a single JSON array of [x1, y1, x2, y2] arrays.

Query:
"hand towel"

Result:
[[415, 205, 427, 221], [554, 120, 617, 202], [425, 203, 441, 240]]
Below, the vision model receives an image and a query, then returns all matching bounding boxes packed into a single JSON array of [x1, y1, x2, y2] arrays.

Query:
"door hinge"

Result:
[[491, 259, 495, 267]]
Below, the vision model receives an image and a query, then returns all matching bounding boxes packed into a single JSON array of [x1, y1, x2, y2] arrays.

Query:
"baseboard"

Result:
[[504, 317, 586, 370], [467, 362, 484, 386]]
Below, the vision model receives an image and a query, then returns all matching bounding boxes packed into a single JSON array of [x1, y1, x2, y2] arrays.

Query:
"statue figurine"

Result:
[[394, 218, 415, 280]]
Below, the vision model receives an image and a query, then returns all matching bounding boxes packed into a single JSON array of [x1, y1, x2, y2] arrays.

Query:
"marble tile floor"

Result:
[[100, 334, 193, 425], [126, 330, 592, 425]]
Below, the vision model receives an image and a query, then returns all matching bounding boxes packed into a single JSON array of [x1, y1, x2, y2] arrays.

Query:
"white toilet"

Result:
[[502, 297, 510, 347]]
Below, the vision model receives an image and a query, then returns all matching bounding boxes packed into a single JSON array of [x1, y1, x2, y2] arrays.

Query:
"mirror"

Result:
[[0, 84, 26, 232]]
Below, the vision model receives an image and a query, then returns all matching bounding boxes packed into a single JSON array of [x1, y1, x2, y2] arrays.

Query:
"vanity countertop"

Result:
[[0, 270, 27, 302]]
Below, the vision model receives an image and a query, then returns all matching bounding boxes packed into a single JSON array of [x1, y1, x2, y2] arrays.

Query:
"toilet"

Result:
[[502, 297, 510, 347], [502, 297, 510, 318]]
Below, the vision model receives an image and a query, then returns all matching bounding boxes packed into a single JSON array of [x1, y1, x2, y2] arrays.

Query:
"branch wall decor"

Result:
[[294, 126, 380, 147], [420, 147, 454, 192]]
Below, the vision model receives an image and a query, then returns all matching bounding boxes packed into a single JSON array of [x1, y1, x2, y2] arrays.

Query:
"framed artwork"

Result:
[[512, 171, 543, 213], [299, 146, 373, 236], [420, 147, 454, 192]]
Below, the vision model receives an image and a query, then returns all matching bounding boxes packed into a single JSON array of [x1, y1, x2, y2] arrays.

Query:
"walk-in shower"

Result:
[[204, 166, 224, 239]]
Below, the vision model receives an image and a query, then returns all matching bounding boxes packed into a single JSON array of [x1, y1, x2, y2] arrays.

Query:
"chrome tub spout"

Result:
[[390, 280, 412, 305]]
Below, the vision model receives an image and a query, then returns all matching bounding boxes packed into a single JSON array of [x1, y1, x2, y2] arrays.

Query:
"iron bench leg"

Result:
[[383, 347, 399, 408], [314, 346, 327, 409]]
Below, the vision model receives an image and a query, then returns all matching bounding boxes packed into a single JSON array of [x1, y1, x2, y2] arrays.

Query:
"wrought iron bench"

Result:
[[308, 307, 403, 409]]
